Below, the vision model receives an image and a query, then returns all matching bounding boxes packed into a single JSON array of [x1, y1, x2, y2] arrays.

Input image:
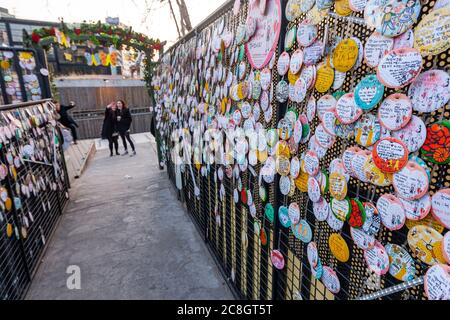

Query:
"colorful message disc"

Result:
[[315, 123, 335, 149], [288, 202, 300, 225], [351, 227, 376, 250], [327, 206, 345, 231], [277, 51, 290, 76], [349, 0, 367, 12], [421, 121, 450, 165], [431, 188, 450, 229], [352, 150, 371, 183], [332, 71, 346, 90], [303, 40, 324, 65], [271, 249, 285, 270], [408, 225, 443, 265], [364, 241, 390, 276], [355, 113, 381, 147], [364, 31, 394, 68], [335, 93, 362, 124], [303, 150, 320, 176], [279, 205, 291, 228], [276, 80, 289, 103], [308, 176, 321, 203], [377, 48, 422, 89], [373, 137, 408, 173], [333, 38, 359, 72], [391, 115, 426, 153], [354, 74, 385, 111], [414, 7, 450, 57], [297, 19, 318, 47], [374, 0, 421, 38], [315, 63, 334, 93], [378, 93, 412, 131], [317, 94, 336, 121], [329, 233, 350, 262], [306, 96, 316, 122], [362, 202, 381, 236], [265, 203, 275, 223], [393, 29, 414, 49], [331, 197, 351, 221], [290, 49, 304, 75], [294, 219, 313, 243], [307, 241, 319, 267], [393, 161, 429, 201], [313, 197, 330, 222], [408, 69, 450, 114], [424, 264, 450, 300], [385, 243, 416, 282], [295, 170, 309, 192], [285, 26, 297, 51], [321, 266, 341, 294], [376, 193, 406, 231], [300, 65, 317, 90], [329, 172, 348, 201], [399, 194, 432, 221], [348, 198, 366, 228], [321, 111, 337, 137], [246, 0, 281, 69]]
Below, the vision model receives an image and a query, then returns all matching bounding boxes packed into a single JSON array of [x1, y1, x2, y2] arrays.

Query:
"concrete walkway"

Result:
[[27, 135, 233, 300]]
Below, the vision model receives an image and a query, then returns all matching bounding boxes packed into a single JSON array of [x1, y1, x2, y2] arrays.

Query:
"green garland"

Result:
[[23, 20, 161, 96]]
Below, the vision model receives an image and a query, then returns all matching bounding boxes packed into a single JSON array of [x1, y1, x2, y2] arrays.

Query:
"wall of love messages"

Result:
[[152, 0, 450, 300], [0, 100, 70, 299]]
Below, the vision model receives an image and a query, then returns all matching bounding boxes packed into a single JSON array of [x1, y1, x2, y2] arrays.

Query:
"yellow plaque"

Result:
[[335, 0, 352, 17], [329, 172, 348, 201], [288, 69, 300, 85], [414, 7, 450, 57], [432, 241, 447, 264], [5, 197, 12, 211], [295, 170, 309, 193], [333, 38, 359, 72], [405, 215, 445, 234], [6, 223, 13, 238], [329, 233, 350, 262], [315, 64, 334, 93]]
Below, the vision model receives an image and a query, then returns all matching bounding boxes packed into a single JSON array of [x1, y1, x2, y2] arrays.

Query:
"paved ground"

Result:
[[27, 135, 233, 300]]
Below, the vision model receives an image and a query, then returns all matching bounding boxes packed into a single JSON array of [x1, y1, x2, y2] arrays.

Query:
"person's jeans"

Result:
[[68, 123, 78, 142], [120, 131, 135, 151], [108, 135, 119, 154]]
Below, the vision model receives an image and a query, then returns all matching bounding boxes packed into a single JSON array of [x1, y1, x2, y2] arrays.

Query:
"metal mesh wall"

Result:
[[155, 0, 449, 300], [0, 100, 70, 299]]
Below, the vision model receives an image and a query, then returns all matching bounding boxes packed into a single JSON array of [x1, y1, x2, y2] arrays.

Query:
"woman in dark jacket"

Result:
[[102, 102, 120, 157], [116, 100, 136, 156]]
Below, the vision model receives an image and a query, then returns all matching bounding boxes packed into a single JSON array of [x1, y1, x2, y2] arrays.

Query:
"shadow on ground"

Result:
[[26, 137, 233, 300]]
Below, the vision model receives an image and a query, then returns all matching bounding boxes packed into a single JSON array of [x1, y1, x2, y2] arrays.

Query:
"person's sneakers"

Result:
[[110, 153, 114, 157], [116, 151, 120, 156], [122, 150, 129, 156], [130, 150, 136, 157]]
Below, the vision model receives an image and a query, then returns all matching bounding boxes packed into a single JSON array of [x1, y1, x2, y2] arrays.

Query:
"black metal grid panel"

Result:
[[274, 0, 449, 301], [0, 100, 70, 299], [155, 0, 449, 301]]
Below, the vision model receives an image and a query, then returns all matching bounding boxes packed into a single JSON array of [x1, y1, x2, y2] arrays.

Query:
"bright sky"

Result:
[[2, 0, 227, 46]]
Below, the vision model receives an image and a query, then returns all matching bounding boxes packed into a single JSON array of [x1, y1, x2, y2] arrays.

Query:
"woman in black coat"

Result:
[[116, 100, 136, 156], [102, 102, 120, 157]]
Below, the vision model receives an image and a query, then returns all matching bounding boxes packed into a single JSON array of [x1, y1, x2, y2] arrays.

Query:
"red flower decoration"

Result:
[[152, 43, 162, 51], [74, 28, 81, 36], [31, 32, 41, 43], [421, 123, 450, 164]]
